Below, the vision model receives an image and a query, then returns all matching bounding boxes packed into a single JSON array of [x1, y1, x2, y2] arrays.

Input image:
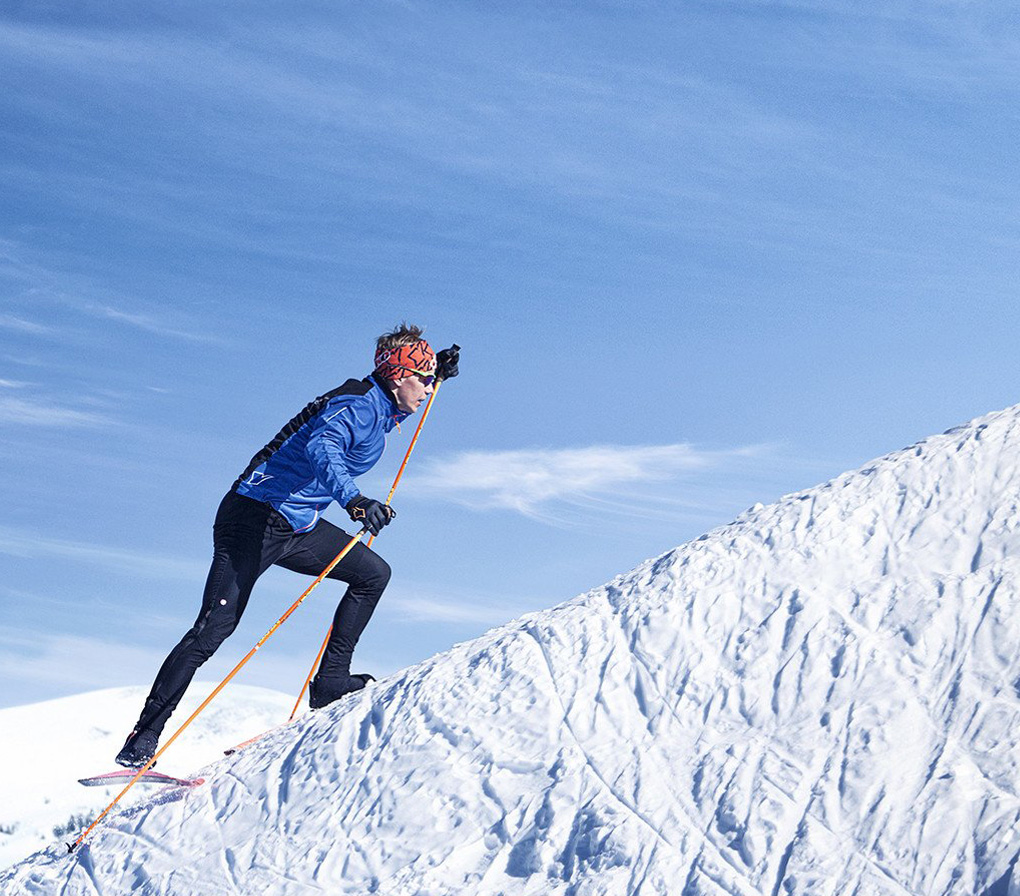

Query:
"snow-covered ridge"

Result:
[[5, 405, 1020, 895]]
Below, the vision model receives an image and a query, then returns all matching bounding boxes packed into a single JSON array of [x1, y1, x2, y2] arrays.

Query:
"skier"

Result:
[[115, 324, 459, 768]]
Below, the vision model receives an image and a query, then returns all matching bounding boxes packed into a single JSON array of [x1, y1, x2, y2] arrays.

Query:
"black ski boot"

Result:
[[115, 728, 159, 768], [309, 673, 375, 710]]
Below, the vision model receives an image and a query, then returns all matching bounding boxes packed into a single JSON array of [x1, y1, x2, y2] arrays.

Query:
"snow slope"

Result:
[[5, 404, 1020, 895], [0, 684, 294, 871]]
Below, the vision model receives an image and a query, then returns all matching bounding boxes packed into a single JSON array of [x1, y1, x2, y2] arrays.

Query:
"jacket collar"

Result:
[[369, 373, 407, 420]]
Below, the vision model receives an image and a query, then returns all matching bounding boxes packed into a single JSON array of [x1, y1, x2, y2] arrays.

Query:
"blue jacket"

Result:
[[234, 375, 409, 533]]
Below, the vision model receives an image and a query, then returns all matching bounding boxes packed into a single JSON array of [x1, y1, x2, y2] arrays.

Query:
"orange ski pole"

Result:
[[69, 526, 369, 853], [288, 376, 445, 720]]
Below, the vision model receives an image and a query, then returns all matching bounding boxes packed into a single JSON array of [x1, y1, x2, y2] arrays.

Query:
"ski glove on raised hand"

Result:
[[436, 344, 460, 381], [345, 495, 395, 536]]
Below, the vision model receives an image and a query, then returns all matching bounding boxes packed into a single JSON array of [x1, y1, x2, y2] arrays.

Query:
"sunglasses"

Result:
[[401, 367, 435, 387]]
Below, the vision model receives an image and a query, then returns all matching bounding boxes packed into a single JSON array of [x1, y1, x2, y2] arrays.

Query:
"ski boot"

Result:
[[115, 728, 159, 768], [309, 673, 375, 710]]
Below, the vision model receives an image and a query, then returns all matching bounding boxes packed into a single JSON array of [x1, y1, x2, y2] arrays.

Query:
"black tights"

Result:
[[135, 491, 390, 736]]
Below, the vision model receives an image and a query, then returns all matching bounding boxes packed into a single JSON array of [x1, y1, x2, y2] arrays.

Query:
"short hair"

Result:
[[376, 322, 426, 356]]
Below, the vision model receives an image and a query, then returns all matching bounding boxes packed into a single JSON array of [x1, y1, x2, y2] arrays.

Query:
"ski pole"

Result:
[[69, 525, 369, 853], [287, 375, 445, 720]]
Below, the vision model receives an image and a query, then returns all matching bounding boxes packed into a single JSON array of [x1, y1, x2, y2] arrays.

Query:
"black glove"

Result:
[[345, 495, 395, 536], [436, 344, 460, 381]]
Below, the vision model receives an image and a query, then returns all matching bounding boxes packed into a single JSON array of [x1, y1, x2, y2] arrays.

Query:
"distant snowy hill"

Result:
[[0, 684, 294, 871], [5, 405, 1020, 895]]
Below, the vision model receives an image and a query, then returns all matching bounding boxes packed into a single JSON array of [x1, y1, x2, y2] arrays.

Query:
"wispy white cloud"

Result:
[[413, 443, 771, 522], [384, 593, 516, 626], [0, 240, 222, 345], [0, 314, 51, 336], [0, 17, 823, 219], [0, 628, 165, 702], [0, 527, 205, 580], [0, 395, 110, 428], [68, 298, 220, 344]]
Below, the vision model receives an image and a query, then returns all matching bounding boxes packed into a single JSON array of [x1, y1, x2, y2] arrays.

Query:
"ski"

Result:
[[224, 716, 296, 755], [224, 730, 270, 756], [78, 769, 205, 788]]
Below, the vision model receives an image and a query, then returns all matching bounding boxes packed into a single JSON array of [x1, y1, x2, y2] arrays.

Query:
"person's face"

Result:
[[391, 372, 434, 413]]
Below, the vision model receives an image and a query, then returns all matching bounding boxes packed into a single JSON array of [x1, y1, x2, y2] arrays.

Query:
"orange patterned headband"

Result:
[[374, 340, 436, 380]]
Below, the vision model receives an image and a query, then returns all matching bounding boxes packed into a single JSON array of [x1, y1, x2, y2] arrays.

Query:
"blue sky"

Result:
[[1, 1, 1017, 710]]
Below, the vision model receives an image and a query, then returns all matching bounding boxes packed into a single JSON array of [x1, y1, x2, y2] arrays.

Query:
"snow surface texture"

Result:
[[6, 405, 1020, 895], [0, 685, 294, 871]]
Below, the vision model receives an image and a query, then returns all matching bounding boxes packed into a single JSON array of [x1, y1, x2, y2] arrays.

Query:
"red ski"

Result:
[[78, 769, 205, 788]]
